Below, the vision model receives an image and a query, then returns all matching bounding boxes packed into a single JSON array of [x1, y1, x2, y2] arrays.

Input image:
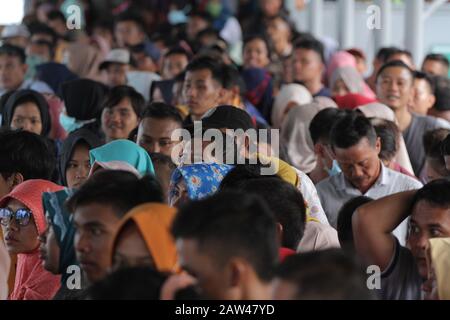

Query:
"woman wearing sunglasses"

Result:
[[0, 179, 63, 300]]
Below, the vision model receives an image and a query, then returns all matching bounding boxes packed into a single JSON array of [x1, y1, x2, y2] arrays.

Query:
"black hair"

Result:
[[197, 27, 220, 40], [424, 53, 450, 69], [411, 179, 450, 210], [115, 11, 146, 32], [29, 23, 58, 46], [171, 191, 279, 282], [219, 164, 264, 190], [309, 108, 346, 145], [275, 249, 375, 300], [385, 48, 413, 62], [188, 10, 213, 24], [141, 102, 183, 125], [423, 128, 450, 177], [294, 38, 326, 64], [221, 64, 246, 96], [0, 44, 26, 64], [47, 10, 66, 23], [87, 267, 168, 300], [102, 85, 145, 118], [330, 111, 377, 149], [184, 56, 224, 86], [414, 71, 435, 93], [243, 34, 271, 57], [0, 129, 56, 180], [433, 76, 450, 111], [370, 118, 400, 163], [375, 47, 401, 63], [376, 60, 414, 83], [164, 46, 192, 61], [442, 134, 450, 156], [66, 170, 163, 216], [336, 196, 373, 250], [221, 176, 306, 250]]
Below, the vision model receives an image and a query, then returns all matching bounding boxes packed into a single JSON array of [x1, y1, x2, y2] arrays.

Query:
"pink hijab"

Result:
[[0, 180, 64, 300], [327, 51, 376, 100]]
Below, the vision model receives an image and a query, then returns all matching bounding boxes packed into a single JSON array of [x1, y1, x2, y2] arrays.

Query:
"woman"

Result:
[[89, 139, 155, 177], [271, 83, 313, 129], [2, 89, 51, 136], [0, 179, 63, 300], [242, 35, 271, 70], [111, 203, 178, 273], [58, 128, 102, 188], [60, 78, 109, 138], [101, 86, 145, 143], [39, 188, 83, 299], [169, 163, 233, 207]]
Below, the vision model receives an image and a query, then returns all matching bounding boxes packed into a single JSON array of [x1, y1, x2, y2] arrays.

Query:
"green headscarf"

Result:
[[89, 139, 155, 176]]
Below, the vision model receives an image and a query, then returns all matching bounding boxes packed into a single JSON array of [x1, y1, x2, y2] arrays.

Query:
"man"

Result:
[[136, 102, 183, 157], [182, 56, 225, 123], [171, 191, 278, 300], [67, 170, 163, 285], [366, 47, 401, 92], [409, 71, 436, 116], [385, 49, 415, 70], [272, 249, 374, 300], [114, 12, 147, 48], [186, 11, 212, 46], [98, 49, 130, 88], [422, 53, 449, 77], [161, 47, 190, 80], [308, 108, 346, 184], [293, 38, 331, 98], [428, 76, 450, 122], [0, 44, 53, 97], [316, 112, 423, 238], [376, 60, 450, 175], [266, 15, 293, 59], [353, 179, 450, 299]]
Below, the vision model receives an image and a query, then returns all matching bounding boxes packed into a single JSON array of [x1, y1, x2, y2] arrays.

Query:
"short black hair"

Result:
[[411, 179, 450, 211], [433, 76, 450, 111], [184, 56, 224, 86], [424, 53, 450, 69], [87, 267, 168, 300], [115, 11, 146, 32], [29, 23, 58, 45], [66, 170, 163, 216], [370, 118, 400, 162], [221, 176, 306, 250], [243, 34, 271, 56], [164, 46, 192, 61], [219, 164, 264, 190], [337, 196, 373, 250], [102, 85, 145, 118], [442, 134, 450, 156], [0, 44, 26, 64], [423, 129, 450, 177], [275, 249, 375, 300], [0, 129, 56, 180], [47, 10, 66, 23], [294, 38, 325, 63], [385, 48, 413, 62], [171, 191, 279, 282], [221, 64, 246, 95], [188, 10, 213, 24], [376, 60, 414, 83], [330, 111, 378, 150], [309, 108, 346, 145], [375, 46, 401, 63], [141, 102, 183, 125], [414, 71, 435, 93]]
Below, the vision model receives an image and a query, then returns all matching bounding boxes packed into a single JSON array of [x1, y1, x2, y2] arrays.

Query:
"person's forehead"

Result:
[[0, 54, 21, 63], [185, 68, 214, 81], [142, 117, 180, 131], [412, 201, 450, 225], [74, 203, 119, 224], [295, 48, 321, 59], [380, 66, 412, 79]]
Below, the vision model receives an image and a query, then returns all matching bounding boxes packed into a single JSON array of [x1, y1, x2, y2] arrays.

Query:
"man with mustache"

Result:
[[316, 112, 422, 240], [375, 60, 450, 176], [353, 179, 450, 300]]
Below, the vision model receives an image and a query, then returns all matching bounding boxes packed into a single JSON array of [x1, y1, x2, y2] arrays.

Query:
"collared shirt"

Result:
[[316, 163, 423, 245]]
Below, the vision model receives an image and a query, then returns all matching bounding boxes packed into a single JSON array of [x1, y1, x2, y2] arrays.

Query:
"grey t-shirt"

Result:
[[403, 113, 450, 175], [380, 239, 423, 300]]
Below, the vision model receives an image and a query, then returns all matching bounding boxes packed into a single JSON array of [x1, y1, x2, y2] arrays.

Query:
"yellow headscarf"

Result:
[[428, 238, 450, 300], [112, 203, 179, 273]]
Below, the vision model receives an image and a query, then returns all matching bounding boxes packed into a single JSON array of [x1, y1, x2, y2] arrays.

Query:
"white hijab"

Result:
[[272, 84, 313, 129]]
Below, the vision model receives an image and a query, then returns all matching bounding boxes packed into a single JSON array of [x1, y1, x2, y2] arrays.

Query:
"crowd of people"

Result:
[[0, 0, 450, 300]]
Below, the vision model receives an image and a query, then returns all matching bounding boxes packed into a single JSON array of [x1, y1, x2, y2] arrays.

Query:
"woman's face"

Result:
[[1, 199, 39, 254], [11, 102, 43, 135], [66, 142, 91, 188], [169, 179, 189, 208], [112, 222, 153, 272], [39, 216, 60, 274], [332, 79, 350, 97], [101, 97, 140, 142], [243, 39, 270, 69]]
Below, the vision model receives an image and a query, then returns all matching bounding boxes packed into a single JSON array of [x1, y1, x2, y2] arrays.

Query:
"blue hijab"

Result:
[[170, 163, 233, 201], [89, 139, 155, 176]]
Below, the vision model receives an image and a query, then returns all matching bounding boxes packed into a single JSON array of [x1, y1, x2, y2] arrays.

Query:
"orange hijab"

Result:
[[112, 203, 178, 273]]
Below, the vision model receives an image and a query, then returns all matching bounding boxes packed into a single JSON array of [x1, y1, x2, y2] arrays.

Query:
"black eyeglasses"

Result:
[[0, 208, 32, 227]]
